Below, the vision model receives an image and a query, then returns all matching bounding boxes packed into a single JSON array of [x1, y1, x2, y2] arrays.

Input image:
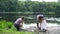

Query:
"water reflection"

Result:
[[22, 17, 60, 29], [22, 23, 60, 29], [46, 17, 60, 21]]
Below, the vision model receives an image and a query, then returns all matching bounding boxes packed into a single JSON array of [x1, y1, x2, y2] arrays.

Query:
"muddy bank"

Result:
[[21, 26, 60, 34], [19, 23, 60, 34]]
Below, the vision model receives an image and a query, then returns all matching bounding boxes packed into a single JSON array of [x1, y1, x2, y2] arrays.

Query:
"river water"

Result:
[[20, 17, 60, 34], [22, 17, 60, 29], [22, 23, 60, 29]]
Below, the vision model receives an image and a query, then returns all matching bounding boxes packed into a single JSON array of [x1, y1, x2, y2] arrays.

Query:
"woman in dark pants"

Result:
[[14, 16, 24, 31]]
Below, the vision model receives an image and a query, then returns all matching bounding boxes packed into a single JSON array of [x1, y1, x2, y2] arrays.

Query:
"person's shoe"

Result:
[[43, 29, 47, 32], [39, 27, 41, 30]]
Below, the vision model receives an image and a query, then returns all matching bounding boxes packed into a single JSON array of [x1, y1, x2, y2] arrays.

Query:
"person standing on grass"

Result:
[[37, 15, 47, 32], [14, 16, 24, 31]]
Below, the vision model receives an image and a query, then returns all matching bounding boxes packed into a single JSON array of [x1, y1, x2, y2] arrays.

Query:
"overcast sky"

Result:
[[19, 0, 58, 2]]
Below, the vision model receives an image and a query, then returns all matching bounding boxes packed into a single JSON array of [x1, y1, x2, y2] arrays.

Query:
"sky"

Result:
[[19, 0, 58, 2]]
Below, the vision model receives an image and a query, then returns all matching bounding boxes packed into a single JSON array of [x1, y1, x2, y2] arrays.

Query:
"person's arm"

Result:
[[20, 20, 24, 26], [22, 20, 24, 25], [37, 21, 39, 28]]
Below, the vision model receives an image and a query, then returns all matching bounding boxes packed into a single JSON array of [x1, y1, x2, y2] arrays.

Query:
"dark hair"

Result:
[[21, 16, 24, 20], [38, 16, 43, 20]]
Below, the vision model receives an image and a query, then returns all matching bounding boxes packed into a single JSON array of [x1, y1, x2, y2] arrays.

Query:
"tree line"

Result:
[[0, 0, 60, 22]]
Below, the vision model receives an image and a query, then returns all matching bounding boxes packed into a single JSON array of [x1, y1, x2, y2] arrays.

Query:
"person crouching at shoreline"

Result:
[[14, 16, 24, 31]]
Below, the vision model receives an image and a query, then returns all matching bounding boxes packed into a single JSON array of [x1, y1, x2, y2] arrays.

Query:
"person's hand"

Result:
[[20, 25, 22, 27]]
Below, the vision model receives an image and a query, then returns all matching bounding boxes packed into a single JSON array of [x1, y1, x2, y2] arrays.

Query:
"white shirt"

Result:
[[14, 18, 23, 24], [40, 20, 47, 30], [37, 15, 47, 29]]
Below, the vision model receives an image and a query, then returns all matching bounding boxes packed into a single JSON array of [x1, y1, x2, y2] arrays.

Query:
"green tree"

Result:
[[0, 0, 19, 12]]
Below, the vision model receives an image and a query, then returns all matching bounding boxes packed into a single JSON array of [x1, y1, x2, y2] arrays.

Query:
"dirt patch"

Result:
[[21, 26, 60, 34]]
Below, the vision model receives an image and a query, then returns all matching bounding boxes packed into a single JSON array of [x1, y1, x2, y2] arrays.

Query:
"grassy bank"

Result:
[[0, 29, 34, 34], [0, 20, 35, 34]]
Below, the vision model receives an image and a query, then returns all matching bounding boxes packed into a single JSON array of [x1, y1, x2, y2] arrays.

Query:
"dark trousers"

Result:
[[14, 24, 20, 31]]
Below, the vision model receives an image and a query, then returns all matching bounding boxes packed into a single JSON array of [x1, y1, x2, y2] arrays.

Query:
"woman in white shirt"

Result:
[[37, 15, 47, 32]]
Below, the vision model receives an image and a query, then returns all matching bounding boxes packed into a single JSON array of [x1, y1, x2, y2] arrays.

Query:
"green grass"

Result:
[[0, 29, 34, 34], [0, 20, 35, 34]]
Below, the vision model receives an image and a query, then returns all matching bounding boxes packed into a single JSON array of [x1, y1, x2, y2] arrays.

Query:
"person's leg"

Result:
[[43, 29, 47, 32], [39, 23, 41, 30], [38, 23, 41, 32], [14, 24, 20, 31], [19, 25, 22, 31], [40, 26, 47, 32], [41, 25, 47, 32], [38, 23, 42, 30], [17, 27, 20, 31]]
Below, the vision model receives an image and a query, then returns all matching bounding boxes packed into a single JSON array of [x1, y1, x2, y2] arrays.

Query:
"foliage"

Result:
[[0, 29, 34, 34], [0, 20, 34, 34], [0, 0, 19, 12], [0, 20, 13, 30], [0, 0, 60, 23]]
